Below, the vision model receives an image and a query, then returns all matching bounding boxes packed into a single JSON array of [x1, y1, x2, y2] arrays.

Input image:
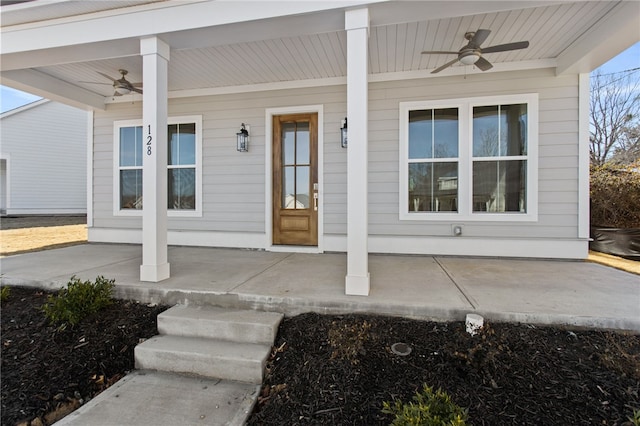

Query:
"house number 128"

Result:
[[146, 125, 153, 156]]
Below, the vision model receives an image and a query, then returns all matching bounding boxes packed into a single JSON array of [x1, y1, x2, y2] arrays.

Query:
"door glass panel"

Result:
[[296, 122, 310, 164], [296, 166, 310, 208], [282, 123, 296, 165], [282, 166, 296, 209]]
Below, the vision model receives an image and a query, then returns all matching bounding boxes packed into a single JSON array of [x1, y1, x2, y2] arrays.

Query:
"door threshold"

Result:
[[269, 245, 322, 254]]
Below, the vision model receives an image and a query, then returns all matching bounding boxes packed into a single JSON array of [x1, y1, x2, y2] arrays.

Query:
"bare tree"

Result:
[[590, 69, 640, 165]]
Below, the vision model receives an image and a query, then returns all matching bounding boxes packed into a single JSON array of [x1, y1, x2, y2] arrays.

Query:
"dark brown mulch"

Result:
[[249, 313, 640, 426], [1, 286, 166, 426], [2, 286, 639, 426]]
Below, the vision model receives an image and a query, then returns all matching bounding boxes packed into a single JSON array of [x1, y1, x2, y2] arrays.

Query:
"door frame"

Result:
[[265, 105, 324, 253]]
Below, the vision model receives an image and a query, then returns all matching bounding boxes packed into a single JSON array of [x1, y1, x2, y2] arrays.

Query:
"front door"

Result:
[[272, 113, 318, 246]]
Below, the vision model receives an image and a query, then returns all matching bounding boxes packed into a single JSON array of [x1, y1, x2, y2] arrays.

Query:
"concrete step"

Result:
[[157, 305, 283, 345], [135, 335, 270, 384]]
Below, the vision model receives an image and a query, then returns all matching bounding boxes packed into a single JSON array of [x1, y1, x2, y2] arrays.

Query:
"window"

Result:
[[114, 116, 202, 217], [400, 94, 537, 221]]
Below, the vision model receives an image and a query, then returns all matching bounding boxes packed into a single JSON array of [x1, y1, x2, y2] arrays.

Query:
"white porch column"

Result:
[[139, 36, 170, 282], [345, 8, 370, 296]]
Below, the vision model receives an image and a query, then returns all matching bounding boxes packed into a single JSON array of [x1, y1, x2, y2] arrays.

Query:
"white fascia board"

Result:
[[1, 0, 385, 55], [1, 69, 105, 110], [556, 1, 640, 75]]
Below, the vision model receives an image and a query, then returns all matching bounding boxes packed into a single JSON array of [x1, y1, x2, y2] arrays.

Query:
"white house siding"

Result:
[[91, 68, 585, 258], [0, 101, 87, 215]]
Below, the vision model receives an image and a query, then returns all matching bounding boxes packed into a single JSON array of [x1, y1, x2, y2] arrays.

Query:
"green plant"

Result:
[[590, 161, 640, 228], [382, 385, 468, 426], [42, 276, 115, 326], [629, 408, 640, 426], [1, 286, 10, 303]]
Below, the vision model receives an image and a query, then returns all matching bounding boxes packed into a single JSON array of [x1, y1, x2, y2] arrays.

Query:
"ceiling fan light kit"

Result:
[[421, 29, 529, 74]]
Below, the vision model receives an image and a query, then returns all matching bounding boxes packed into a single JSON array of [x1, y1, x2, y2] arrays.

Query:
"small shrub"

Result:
[[590, 161, 640, 228], [42, 276, 115, 326], [1, 286, 10, 303], [382, 385, 468, 426]]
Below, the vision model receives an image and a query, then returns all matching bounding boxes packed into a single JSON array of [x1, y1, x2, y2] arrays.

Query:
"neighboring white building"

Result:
[[0, 100, 87, 215], [1, 0, 638, 293]]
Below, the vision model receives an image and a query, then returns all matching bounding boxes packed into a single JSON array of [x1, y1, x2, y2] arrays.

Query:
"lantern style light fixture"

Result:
[[340, 117, 348, 148], [236, 123, 249, 152]]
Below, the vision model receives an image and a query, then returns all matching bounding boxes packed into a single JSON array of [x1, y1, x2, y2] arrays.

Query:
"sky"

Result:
[[1, 42, 639, 114]]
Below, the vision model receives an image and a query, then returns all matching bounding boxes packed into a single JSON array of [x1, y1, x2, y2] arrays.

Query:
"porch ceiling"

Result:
[[1, 0, 638, 110]]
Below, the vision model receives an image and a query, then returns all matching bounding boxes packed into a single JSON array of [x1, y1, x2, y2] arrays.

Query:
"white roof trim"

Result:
[[0, 98, 49, 119]]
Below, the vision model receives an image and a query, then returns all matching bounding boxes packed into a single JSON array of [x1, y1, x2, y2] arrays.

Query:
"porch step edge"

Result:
[[134, 335, 270, 384], [157, 305, 283, 345]]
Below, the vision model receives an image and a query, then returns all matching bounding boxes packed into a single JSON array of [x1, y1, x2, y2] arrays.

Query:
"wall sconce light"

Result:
[[236, 123, 249, 152], [340, 117, 348, 148]]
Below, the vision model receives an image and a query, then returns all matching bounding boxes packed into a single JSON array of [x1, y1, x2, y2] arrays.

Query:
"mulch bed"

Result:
[[1, 286, 167, 426], [2, 286, 639, 426], [249, 313, 640, 425]]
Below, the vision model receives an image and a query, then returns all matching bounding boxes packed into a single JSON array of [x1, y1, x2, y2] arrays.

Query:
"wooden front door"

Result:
[[273, 113, 318, 246]]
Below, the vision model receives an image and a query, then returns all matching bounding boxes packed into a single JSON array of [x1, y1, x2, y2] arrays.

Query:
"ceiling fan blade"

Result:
[[482, 41, 529, 54], [470, 29, 491, 46], [130, 87, 143, 94], [431, 58, 460, 74], [131, 82, 143, 88], [78, 81, 112, 85], [421, 50, 459, 55], [97, 71, 118, 83], [475, 56, 493, 71]]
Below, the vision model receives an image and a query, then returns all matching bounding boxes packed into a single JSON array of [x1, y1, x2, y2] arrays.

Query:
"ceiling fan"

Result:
[[80, 69, 142, 96], [422, 29, 529, 74]]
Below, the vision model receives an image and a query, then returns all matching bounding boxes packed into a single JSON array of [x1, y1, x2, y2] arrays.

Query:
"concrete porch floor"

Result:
[[1, 243, 639, 331]]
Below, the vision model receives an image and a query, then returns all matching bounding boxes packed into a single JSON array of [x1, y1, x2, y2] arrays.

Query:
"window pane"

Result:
[[282, 123, 295, 165], [408, 162, 458, 212], [282, 166, 296, 209], [120, 126, 142, 167], [473, 106, 500, 157], [473, 160, 526, 212], [433, 108, 458, 158], [409, 109, 457, 159], [168, 123, 196, 165], [500, 104, 527, 156], [120, 169, 142, 209], [296, 122, 310, 164], [473, 104, 527, 157], [409, 110, 433, 159], [168, 168, 196, 210], [296, 166, 310, 208]]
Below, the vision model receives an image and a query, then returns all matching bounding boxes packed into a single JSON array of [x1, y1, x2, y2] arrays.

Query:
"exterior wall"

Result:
[[90, 68, 586, 258], [0, 101, 87, 215]]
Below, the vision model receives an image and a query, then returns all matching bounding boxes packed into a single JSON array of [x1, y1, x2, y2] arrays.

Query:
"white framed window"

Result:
[[113, 115, 202, 217], [399, 94, 538, 222]]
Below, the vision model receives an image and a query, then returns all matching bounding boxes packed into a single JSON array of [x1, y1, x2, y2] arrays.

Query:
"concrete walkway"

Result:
[[1, 243, 639, 425]]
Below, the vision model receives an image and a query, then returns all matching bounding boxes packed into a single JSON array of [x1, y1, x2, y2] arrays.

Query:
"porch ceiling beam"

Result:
[[0, 39, 140, 72], [1, 0, 385, 55], [0, 69, 105, 110], [556, 1, 640, 75]]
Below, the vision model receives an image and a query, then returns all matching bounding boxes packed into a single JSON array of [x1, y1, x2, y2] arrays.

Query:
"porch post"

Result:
[[139, 36, 170, 282], [345, 8, 370, 296]]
